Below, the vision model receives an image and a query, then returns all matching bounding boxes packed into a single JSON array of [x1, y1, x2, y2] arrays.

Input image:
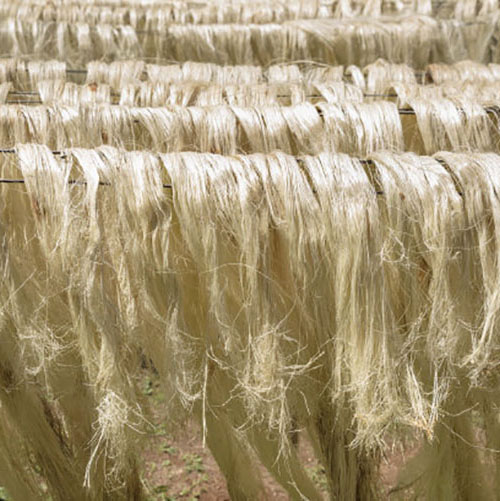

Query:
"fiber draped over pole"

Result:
[[0, 147, 499, 499], [1, 0, 500, 500]]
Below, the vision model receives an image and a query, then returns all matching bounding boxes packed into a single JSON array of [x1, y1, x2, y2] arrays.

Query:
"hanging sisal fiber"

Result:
[[0, 100, 499, 155], [6, 58, 500, 108], [1, 0, 500, 499], [0, 146, 499, 499], [0, 1, 335, 26], [0, 16, 498, 66], [5, 58, 500, 92], [2, 0, 498, 22], [30, 79, 364, 106]]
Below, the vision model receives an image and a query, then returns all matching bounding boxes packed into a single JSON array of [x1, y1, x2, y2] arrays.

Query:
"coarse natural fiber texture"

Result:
[[0, 101, 402, 154], [406, 97, 493, 153], [37, 80, 112, 105], [0, 82, 10, 103], [0, 16, 498, 66], [0, 146, 499, 500], [428, 59, 500, 83], [9, 61, 500, 108], [2, 0, 497, 20], [0, 59, 66, 90], [9, 58, 500, 94], [32, 79, 363, 106], [1, 99, 499, 155], [393, 81, 500, 106], [0, 1, 334, 26], [363, 58, 417, 93], [117, 81, 364, 106], [1, 0, 500, 498]]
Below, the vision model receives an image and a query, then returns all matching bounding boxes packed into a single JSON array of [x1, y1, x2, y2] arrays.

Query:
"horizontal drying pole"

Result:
[[0, 150, 460, 197]]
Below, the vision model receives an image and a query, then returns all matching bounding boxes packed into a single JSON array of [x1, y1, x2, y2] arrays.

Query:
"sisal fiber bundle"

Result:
[[2, 0, 500, 497], [87, 60, 145, 89], [0, 100, 499, 155], [393, 80, 500, 106], [428, 59, 500, 83], [0, 16, 498, 66], [8, 58, 500, 94], [0, 59, 66, 90], [0, 102, 404, 154], [87, 61, 345, 89], [117, 81, 364, 106], [0, 82, 10, 103], [453, 0, 499, 18], [0, 1, 333, 26], [0, 144, 146, 500], [8, 62, 500, 108], [407, 97, 494, 153], [0, 146, 499, 500], [363, 58, 417, 93], [2, 0, 493, 22], [37, 80, 112, 106]]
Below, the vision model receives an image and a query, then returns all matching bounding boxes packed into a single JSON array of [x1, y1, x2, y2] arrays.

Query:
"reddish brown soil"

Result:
[[140, 377, 412, 500], [141, 419, 332, 501]]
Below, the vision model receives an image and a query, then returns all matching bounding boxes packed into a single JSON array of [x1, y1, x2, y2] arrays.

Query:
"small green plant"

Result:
[[307, 464, 328, 491], [182, 453, 204, 473], [153, 423, 168, 436], [161, 444, 178, 456], [143, 377, 154, 396], [154, 485, 169, 494]]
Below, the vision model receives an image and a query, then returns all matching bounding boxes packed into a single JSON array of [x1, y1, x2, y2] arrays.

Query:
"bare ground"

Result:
[[140, 376, 413, 501]]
